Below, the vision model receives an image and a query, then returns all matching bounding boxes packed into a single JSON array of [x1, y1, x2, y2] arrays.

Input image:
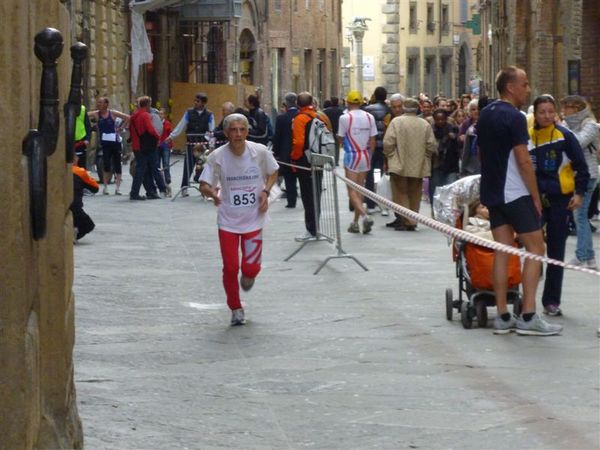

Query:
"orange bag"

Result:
[[464, 244, 522, 290]]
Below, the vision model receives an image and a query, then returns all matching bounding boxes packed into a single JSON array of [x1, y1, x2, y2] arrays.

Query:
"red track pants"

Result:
[[218, 228, 263, 310]]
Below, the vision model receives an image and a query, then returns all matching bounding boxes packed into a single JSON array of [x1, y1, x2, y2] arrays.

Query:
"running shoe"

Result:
[[231, 308, 246, 326], [362, 216, 374, 234], [543, 304, 562, 316], [294, 231, 317, 242], [516, 314, 562, 336], [493, 314, 517, 334], [240, 275, 255, 292], [348, 222, 360, 233]]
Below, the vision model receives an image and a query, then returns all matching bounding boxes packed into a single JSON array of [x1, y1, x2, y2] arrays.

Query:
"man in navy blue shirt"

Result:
[[478, 66, 562, 336]]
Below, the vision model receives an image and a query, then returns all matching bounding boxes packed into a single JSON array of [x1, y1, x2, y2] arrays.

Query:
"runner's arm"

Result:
[[200, 181, 221, 206], [258, 170, 279, 213]]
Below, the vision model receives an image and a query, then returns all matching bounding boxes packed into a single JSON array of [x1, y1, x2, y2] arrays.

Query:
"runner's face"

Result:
[[225, 121, 249, 144], [534, 102, 556, 128]]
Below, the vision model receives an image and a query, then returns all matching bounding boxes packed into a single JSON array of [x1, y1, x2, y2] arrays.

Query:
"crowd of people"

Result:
[[71, 68, 599, 331]]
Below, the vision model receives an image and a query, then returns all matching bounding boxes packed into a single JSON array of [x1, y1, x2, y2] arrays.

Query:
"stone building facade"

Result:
[[65, 0, 131, 111], [479, 0, 600, 115], [131, 0, 342, 118], [344, 0, 479, 100], [1, 1, 83, 448]]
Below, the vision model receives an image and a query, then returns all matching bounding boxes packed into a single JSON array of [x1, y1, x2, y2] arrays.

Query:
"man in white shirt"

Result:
[[199, 113, 279, 326], [338, 90, 378, 234]]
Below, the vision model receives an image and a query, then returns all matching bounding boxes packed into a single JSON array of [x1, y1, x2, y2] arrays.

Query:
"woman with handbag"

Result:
[[560, 95, 600, 270], [529, 95, 590, 316]]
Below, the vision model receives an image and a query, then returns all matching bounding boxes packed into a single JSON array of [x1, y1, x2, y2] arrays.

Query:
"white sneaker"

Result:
[[295, 231, 317, 242], [569, 257, 598, 270], [362, 215, 374, 234], [102, 186, 109, 195], [165, 184, 172, 198], [181, 188, 189, 197], [568, 257, 586, 267], [366, 206, 380, 214], [516, 313, 563, 336], [381, 209, 390, 217], [231, 308, 246, 326]]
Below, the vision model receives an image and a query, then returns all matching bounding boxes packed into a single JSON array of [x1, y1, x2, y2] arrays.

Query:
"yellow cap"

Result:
[[346, 90, 362, 104]]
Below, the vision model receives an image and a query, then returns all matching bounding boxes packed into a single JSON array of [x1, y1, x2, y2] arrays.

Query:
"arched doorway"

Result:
[[239, 28, 256, 85], [458, 44, 467, 96]]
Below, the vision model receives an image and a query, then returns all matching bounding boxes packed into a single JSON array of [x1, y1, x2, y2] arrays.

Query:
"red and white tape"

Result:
[[333, 171, 600, 277], [275, 160, 598, 276]]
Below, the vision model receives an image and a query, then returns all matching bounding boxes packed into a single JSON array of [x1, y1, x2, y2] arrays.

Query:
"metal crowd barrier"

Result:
[[285, 153, 368, 274]]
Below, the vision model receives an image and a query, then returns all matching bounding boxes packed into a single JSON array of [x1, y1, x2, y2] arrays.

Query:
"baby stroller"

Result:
[[433, 176, 523, 329]]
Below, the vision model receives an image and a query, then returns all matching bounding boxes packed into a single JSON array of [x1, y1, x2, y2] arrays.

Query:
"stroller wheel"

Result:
[[445, 288, 454, 321], [461, 302, 473, 329], [476, 301, 488, 328]]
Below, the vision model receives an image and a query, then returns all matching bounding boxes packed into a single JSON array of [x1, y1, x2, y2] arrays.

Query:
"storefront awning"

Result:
[[130, 0, 183, 13]]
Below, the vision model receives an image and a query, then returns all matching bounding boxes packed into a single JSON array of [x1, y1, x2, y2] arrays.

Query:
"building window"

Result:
[[407, 56, 419, 96], [409, 2, 417, 34], [318, 0, 324, 11], [427, 3, 435, 34], [305, 0, 310, 9], [460, 0, 468, 23], [441, 4, 449, 35], [424, 56, 436, 97], [293, 0, 298, 12], [273, 0, 282, 13], [425, 57, 433, 75]]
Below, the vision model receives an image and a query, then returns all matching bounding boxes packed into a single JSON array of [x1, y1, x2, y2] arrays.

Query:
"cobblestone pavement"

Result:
[[74, 155, 599, 449]]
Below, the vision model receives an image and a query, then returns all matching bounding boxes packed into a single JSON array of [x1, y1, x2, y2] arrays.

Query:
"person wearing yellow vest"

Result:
[[74, 104, 92, 169]]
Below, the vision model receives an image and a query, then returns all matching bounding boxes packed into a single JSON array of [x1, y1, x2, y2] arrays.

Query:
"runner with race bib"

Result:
[[200, 113, 279, 326]]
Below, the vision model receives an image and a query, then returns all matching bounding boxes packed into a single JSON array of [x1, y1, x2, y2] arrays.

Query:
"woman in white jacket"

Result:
[[561, 95, 600, 269]]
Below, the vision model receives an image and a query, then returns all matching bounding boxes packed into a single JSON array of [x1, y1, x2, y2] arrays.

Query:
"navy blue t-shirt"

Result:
[[476, 100, 530, 207]]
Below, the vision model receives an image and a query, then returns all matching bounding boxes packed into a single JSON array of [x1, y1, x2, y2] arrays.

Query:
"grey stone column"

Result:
[[382, 0, 400, 94]]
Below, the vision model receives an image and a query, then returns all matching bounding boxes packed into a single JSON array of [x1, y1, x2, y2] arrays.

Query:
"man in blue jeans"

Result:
[[129, 96, 162, 200], [477, 66, 562, 336]]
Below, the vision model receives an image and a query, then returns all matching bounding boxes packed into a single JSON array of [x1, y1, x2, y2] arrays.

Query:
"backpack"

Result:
[[301, 112, 336, 162]]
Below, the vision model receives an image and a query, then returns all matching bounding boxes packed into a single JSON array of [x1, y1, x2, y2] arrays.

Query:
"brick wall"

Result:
[[581, 0, 600, 116]]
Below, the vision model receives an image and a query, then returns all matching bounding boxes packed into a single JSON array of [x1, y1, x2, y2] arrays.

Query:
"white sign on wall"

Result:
[[363, 55, 375, 81]]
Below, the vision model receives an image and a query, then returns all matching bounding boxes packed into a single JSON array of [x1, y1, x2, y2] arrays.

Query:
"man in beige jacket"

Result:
[[383, 98, 437, 230]]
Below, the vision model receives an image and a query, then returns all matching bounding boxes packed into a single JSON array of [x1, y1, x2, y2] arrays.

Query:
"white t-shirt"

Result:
[[200, 142, 279, 233], [338, 109, 378, 172], [338, 109, 378, 152]]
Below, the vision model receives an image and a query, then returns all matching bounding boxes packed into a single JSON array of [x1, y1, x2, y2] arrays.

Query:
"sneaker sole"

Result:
[[516, 328, 562, 336], [493, 328, 515, 335]]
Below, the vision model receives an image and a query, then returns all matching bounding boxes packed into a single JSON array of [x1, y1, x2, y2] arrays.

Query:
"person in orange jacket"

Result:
[[71, 155, 99, 242], [290, 91, 333, 241]]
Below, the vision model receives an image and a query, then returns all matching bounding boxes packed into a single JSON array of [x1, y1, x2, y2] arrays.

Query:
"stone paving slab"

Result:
[[74, 156, 599, 449]]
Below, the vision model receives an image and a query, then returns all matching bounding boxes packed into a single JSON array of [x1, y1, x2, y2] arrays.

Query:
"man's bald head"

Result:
[[297, 92, 313, 108]]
